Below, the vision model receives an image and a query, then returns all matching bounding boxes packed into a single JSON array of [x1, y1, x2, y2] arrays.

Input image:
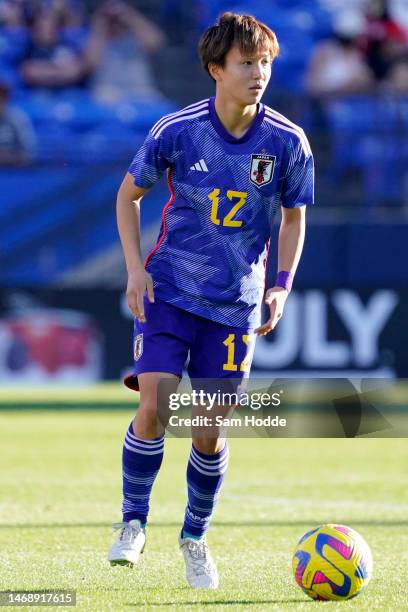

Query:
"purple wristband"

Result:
[[275, 271, 293, 292]]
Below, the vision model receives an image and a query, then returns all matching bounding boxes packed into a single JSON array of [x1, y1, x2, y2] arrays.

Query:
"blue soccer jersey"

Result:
[[128, 97, 314, 328]]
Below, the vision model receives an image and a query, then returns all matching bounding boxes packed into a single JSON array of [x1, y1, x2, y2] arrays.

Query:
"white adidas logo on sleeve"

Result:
[[190, 159, 209, 172]]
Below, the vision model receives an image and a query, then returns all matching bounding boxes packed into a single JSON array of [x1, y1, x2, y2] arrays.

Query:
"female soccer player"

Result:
[[108, 12, 314, 588]]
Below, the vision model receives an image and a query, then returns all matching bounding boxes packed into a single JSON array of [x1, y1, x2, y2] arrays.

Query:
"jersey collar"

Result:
[[209, 96, 265, 144]]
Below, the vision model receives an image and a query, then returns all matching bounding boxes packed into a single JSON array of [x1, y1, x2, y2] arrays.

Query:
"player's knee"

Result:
[[133, 405, 161, 433], [192, 436, 226, 455]]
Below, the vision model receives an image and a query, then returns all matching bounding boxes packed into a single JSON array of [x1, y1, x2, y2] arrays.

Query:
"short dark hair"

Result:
[[199, 12, 279, 77]]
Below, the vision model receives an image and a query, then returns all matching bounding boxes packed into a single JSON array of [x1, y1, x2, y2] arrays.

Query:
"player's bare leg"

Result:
[[108, 372, 178, 567], [132, 372, 179, 439]]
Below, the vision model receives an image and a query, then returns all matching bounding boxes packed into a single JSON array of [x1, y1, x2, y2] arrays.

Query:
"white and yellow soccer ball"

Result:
[[292, 524, 373, 601]]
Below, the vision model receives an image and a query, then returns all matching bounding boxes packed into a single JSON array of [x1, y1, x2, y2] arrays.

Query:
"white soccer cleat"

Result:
[[179, 534, 219, 589], [108, 519, 146, 567]]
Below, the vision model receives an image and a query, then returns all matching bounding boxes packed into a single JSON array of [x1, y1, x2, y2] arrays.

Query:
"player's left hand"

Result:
[[254, 286, 288, 336]]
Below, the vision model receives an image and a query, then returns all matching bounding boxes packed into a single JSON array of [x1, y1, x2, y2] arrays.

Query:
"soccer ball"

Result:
[[292, 524, 373, 601]]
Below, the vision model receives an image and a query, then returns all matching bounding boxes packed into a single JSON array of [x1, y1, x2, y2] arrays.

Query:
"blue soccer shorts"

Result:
[[124, 298, 256, 391]]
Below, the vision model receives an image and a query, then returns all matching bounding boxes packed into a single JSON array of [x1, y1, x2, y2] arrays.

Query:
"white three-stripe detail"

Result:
[[151, 98, 209, 135], [189, 447, 229, 476], [127, 429, 164, 445], [189, 456, 229, 476], [124, 440, 164, 455], [153, 109, 209, 139], [264, 112, 311, 157], [151, 100, 209, 137], [151, 98, 209, 132]]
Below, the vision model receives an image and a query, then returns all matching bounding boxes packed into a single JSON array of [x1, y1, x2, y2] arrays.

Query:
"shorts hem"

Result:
[[123, 369, 182, 392]]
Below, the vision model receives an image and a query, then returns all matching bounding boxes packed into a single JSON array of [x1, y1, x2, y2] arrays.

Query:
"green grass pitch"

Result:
[[0, 408, 407, 611]]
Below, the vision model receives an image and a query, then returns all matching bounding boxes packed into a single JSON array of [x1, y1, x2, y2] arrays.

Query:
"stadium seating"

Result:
[[10, 89, 175, 162], [325, 96, 408, 204], [0, 159, 170, 284]]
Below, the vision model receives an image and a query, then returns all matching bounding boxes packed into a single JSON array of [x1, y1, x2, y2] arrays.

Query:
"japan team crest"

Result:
[[134, 333, 143, 361], [249, 154, 276, 187]]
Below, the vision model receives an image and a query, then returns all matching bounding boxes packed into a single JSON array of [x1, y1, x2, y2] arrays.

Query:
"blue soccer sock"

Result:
[[121, 422, 164, 525], [182, 443, 229, 539]]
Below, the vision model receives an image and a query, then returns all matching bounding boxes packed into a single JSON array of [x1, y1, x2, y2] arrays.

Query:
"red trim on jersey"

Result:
[[144, 169, 175, 268]]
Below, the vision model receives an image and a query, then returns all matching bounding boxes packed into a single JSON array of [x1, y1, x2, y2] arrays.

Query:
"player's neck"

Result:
[[214, 95, 258, 139]]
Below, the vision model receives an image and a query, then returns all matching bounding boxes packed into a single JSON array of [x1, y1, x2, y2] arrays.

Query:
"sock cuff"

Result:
[[182, 529, 204, 541], [191, 442, 228, 461], [124, 424, 164, 455], [127, 423, 165, 443], [189, 444, 229, 476]]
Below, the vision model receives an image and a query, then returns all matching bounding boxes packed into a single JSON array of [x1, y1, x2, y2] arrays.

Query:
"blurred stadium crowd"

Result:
[[1, 0, 408, 201]]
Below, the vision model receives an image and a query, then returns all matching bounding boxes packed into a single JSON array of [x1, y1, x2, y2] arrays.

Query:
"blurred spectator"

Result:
[[306, 12, 374, 97], [84, 0, 166, 104], [0, 77, 35, 164], [19, 0, 84, 25], [19, 10, 88, 89], [38, 0, 85, 28], [361, 0, 408, 91], [63, 0, 85, 28], [0, 0, 26, 27], [0, 1, 30, 85], [387, 56, 408, 92]]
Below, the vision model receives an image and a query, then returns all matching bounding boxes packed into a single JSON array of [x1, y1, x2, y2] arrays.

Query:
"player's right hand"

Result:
[[126, 269, 155, 322]]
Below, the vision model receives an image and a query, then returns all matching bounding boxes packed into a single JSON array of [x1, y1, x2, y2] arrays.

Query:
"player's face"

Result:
[[214, 46, 272, 106]]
